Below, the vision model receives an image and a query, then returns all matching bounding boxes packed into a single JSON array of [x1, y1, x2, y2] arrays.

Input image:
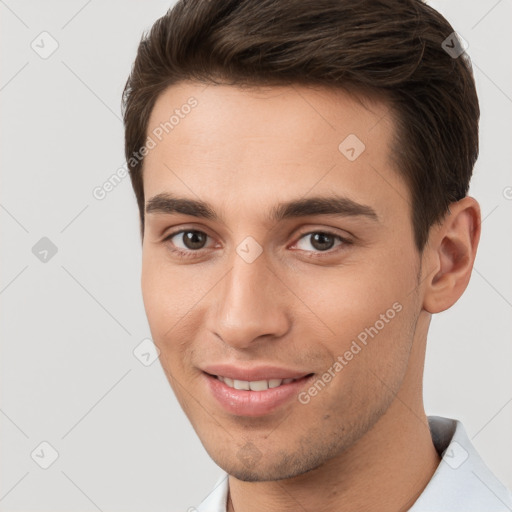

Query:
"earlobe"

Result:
[[423, 197, 481, 314]]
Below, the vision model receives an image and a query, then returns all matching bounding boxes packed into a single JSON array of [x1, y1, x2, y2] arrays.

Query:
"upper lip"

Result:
[[202, 364, 312, 381]]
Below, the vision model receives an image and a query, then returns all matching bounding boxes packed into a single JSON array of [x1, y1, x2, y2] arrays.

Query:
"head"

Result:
[[122, 0, 481, 481]]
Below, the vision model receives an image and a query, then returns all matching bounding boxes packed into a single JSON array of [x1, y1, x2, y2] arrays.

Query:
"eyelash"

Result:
[[162, 229, 352, 260]]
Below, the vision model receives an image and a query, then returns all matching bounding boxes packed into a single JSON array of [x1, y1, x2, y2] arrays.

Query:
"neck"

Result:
[[227, 314, 440, 512]]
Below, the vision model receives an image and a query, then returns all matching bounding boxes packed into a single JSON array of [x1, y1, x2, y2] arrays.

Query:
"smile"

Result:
[[215, 375, 303, 391], [203, 371, 315, 416]]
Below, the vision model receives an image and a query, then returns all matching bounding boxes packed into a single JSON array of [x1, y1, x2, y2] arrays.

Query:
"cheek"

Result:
[[298, 263, 411, 339], [298, 252, 418, 386], [140, 253, 219, 367], [141, 260, 171, 338], [141, 260, 200, 402], [141, 253, 188, 356], [141, 250, 199, 328]]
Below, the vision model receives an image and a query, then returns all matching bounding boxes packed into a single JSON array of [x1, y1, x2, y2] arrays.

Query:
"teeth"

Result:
[[233, 379, 250, 390], [249, 380, 269, 391], [217, 376, 302, 391]]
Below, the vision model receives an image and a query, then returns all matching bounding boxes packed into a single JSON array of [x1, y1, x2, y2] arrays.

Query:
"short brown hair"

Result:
[[122, 0, 479, 250]]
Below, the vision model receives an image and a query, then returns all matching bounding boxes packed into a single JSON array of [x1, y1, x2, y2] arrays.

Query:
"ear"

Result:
[[422, 197, 481, 314]]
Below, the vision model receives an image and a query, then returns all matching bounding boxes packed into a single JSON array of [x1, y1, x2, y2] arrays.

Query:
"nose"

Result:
[[208, 249, 290, 350]]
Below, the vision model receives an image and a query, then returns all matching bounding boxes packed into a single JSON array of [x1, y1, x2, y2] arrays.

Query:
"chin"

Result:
[[224, 466, 297, 482], [212, 447, 326, 483]]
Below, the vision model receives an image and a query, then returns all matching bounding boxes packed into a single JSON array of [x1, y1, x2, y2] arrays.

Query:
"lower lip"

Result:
[[204, 372, 314, 417]]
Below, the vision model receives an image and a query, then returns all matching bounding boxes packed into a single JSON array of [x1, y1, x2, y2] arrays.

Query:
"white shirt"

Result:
[[194, 416, 512, 511]]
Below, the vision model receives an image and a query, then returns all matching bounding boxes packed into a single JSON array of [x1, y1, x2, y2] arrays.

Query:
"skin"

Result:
[[140, 81, 481, 512]]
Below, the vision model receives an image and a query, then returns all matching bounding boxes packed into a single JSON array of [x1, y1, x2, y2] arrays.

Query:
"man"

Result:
[[122, 0, 512, 510]]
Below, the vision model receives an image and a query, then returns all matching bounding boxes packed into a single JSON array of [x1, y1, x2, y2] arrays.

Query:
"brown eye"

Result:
[[310, 232, 336, 251], [166, 230, 210, 251], [295, 231, 345, 253]]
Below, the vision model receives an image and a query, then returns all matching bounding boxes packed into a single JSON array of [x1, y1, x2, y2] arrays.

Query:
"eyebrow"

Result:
[[145, 192, 379, 223]]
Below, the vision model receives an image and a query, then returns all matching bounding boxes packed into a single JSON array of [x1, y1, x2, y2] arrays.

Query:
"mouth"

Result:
[[212, 374, 311, 391], [202, 370, 315, 417]]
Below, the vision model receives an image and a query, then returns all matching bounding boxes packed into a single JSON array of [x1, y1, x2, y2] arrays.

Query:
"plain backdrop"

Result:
[[1, 1, 511, 510]]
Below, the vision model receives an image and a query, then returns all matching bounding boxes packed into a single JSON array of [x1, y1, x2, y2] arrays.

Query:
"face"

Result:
[[141, 81, 423, 481]]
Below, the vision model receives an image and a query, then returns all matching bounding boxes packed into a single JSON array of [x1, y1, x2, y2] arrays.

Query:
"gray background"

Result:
[[1, 0, 511, 510]]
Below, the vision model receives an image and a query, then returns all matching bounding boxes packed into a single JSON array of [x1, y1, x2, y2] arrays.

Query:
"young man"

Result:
[[122, 0, 512, 510]]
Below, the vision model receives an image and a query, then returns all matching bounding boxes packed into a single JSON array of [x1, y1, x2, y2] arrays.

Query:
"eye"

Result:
[[293, 231, 349, 253], [163, 229, 213, 256], [162, 228, 351, 260]]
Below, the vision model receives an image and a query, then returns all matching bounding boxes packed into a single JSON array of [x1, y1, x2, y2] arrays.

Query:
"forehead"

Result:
[[147, 81, 391, 146], [142, 81, 405, 221]]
